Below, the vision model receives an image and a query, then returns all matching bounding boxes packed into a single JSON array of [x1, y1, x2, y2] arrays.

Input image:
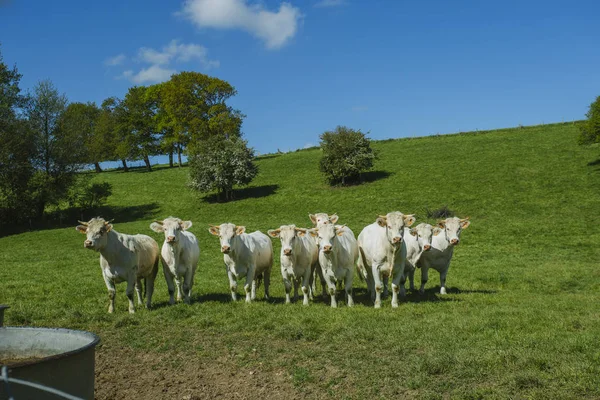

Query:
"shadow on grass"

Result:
[[351, 285, 495, 306], [202, 184, 279, 204], [256, 154, 282, 161], [360, 170, 393, 184], [0, 203, 160, 238], [587, 159, 600, 167]]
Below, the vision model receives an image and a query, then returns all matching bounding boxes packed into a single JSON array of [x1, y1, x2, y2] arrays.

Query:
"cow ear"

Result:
[[208, 225, 220, 236], [432, 227, 442, 236], [460, 218, 470, 229], [376, 217, 386, 227], [76, 225, 87, 234], [267, 229, 280, 238], [437, 220, 446, 229], [181, 221, 193, 230], [105, 224, 113, 232], [309, 214, 317, 225], [236, 226, 246, 235], [308, 229, 318, 238], [404, 214, 416, 227], [410, 228, 418, 237], [295, 228, 307, 237], [329, 214, 339, 224], [150, 222, 164, 233]]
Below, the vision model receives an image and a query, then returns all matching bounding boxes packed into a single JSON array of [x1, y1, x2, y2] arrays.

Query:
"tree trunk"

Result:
[[144, 155, 152, 172], [168, 149, 174, 168], [121, 159, 129, 172], [94, 162, 103, 173], [177, 143, 182, 167]]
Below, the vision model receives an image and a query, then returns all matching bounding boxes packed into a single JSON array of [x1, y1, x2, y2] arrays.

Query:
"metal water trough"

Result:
[[0, 305, 100, 400]]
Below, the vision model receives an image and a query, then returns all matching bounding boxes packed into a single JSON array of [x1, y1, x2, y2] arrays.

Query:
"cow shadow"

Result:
[[351, 286, 481, 306], [360, 170, 393, 184], [587, 158, 600, 172], [0, 203, 160, 238], [202, 184, 279, 204], [196, 292, 235, 304]]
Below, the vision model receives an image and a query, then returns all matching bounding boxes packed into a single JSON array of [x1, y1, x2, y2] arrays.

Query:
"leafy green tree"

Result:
[[25, 80, 77, 216], [96, 97, 129, 171], [161, 71, 244, 165], [59, 102, 103, 172], [188, 135, 258, 201], [319, 126, 377, 186], [119, 86, 160, 171], [578, 96, 600, 146]]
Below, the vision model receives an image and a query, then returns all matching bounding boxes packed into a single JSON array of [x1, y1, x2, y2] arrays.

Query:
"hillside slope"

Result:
[[1, 122, 599, 399]]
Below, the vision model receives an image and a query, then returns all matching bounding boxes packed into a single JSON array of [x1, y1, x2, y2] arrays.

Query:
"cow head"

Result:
[[435, 217, 470, 246], [268, 225, 307, 256], [409, 223, 434, 252], [76, 217, 113, 251], [308, 223, 345, 255], [309, 213, 339, 227], [151, 217, 192, 246], [209, 223, 245, 254], [376, 212, 415, 246]]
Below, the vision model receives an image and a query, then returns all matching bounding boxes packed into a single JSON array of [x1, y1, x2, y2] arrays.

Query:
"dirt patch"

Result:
[[95, 347, 298, 400]]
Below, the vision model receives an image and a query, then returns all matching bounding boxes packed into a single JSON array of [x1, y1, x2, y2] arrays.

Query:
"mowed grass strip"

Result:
[[1, 122, 599, 399]]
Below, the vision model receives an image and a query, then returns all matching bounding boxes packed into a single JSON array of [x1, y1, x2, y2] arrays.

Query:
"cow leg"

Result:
[[103, 274, 116, 314], [344, 270, 354, 307], [145, 276, 155, 309], [391, 273, 403, 309], [439, 268, 449, 295], [135, 278, 144, 305], [293, 278, 300, 303], [372, 265, 383, 308], [245, 266, 255, 303], [164, 268, 176, 305], [316, 263, 328, 300], [126, 275, 136, 314], [302, 267, 311, 306], [175, 277, 183, 302], [282, 272, 292, 304], [408, 267, 415, 291], [399, 274, 407, 298], [263, 267, 271, 300], [227, 268, 238, 301], [183, 269, 193, 304], [419, 266, 429, 295], [323, 273, 337, 308]]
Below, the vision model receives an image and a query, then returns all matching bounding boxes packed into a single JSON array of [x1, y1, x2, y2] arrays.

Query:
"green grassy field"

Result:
[[1, 122, 599, 399]]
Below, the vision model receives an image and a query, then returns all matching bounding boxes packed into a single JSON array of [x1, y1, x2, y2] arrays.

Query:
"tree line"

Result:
[[0, 48, 256, 225]]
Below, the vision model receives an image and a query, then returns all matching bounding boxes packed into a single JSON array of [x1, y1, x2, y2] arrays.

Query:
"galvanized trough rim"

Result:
[[0, 326, 101, 368]]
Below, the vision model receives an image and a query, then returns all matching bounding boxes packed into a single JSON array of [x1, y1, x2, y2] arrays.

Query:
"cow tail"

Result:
[[357, 247, 368, 281]]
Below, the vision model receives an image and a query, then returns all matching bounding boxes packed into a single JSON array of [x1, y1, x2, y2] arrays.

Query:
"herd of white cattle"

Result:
[[75, 212, 470, 313]]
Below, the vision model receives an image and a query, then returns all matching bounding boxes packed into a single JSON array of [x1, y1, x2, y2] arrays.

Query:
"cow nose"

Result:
[[221, 245, 230, 253], [84, 240, 92, 248], [423, 244, 431, 251], [283, 248, 292, 256], [323, 245, 332, 253], [167, 236, 176, 243], [393, 237, 402, 244], [450, 239, 459, 245]]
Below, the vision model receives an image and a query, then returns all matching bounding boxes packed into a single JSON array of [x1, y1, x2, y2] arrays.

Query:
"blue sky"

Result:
[[1, 0, 599, 154]]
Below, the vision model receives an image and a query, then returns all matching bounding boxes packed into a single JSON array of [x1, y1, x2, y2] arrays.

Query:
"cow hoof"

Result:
[[374, 303, 381, 309], [391, 302, 399, 308]]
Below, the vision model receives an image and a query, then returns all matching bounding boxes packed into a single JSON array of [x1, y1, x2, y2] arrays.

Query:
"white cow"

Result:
[[417, 217, 470, 295], [209, 223, 273, 303], [150, 217, 200, 305], [402, 223, 434, 293], [308, 213, 339, 298], [357, 212, 415, 308], [76, 218, 159, 313], [268, 225, 319, 305], [308, 223, 358, 308]]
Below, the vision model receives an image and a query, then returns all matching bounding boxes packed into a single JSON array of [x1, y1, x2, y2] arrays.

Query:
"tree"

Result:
[[96, 97, 129, 171], [25, 80, 77, 216], [146, 83, 176, 168], [578, 96, 600, 146], [58, 102, 102, 172], [188, 135, 258, 201], [119, 86, 160, 171], [161, 72, 244, 166], [319, 126, 377, 186]]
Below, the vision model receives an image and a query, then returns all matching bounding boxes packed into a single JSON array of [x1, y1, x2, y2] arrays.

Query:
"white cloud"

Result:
[[180, 0, 302, 49], [314, 0, 347, 7], [104, 54, 126, 66], [122, 65, 176, 84], [137, 40, 219, 68]]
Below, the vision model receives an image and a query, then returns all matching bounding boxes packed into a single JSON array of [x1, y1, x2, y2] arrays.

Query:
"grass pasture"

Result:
[[1, 122, 599, 399]]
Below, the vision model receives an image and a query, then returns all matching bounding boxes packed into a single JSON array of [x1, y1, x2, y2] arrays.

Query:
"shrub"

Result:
[[578, 95, 600, 145], [319, 126, 377, 186], [67, 180, 113, 210], [188, 135, 258, 201]]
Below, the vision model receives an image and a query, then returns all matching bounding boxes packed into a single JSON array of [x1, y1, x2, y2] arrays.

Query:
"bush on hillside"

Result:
[[319, 126, 377, 186], [67, 179, 113, 210], [578, 95, 600, 145], [188, 135, 258, 201]]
